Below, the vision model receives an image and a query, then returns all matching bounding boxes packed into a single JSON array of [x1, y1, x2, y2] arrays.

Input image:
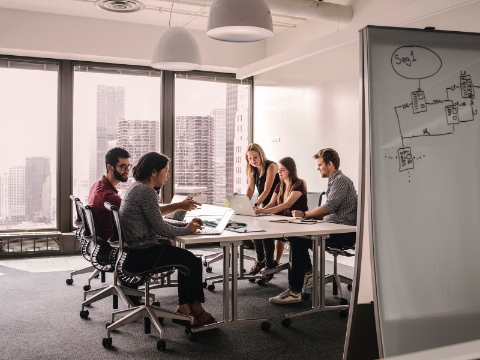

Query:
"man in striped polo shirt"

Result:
[[269, 148, 357, 304]]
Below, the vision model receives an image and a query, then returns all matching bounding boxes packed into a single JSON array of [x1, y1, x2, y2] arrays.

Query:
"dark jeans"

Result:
[[288, 232, 356, 292], [125, 244, 205, 305], [253, 238, 275, 264]]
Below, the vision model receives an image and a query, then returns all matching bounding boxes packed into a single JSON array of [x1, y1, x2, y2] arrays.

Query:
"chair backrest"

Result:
[[104, 202, 123, 250], [70, 195, 83, 228], [307, 191, 326, 210], [77, 202, 96, 244]]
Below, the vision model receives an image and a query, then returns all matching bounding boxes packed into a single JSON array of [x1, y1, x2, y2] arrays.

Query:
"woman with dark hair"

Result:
[[119, 152, 215, 327], [254, 157, 309, 281], [245, 143, 282, 276]]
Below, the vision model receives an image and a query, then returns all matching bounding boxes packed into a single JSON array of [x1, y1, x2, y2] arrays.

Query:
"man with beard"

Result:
[[88, 147, 132, 241]]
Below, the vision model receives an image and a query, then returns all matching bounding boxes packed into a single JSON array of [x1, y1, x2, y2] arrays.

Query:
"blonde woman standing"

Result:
[[245, 143, 281, 277]]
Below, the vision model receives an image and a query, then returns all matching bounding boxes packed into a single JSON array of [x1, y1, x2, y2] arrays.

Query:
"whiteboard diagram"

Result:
[[389, 45, 479, 172]]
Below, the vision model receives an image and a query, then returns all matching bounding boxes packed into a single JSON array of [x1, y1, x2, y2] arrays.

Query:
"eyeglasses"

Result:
[[116, 164, 132, 171]]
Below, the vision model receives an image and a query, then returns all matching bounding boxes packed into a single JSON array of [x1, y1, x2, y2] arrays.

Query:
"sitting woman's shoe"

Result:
[[262, 260, 279, 282], [172, 309, 200, 327], [249, 260, 266, 275], [192, 310, 216, 326]]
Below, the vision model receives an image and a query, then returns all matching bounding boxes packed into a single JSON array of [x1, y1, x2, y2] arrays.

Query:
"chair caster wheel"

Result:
[[243, 269, 246, 273], [80, 310, 89, 319], [248, 278, 256, 283], [188, 333, 198, 342], [83, 285, 91, 291], [157, 339, 166, 350], [347, 284, 352, 291], [281, 318, 292, 327], [102, 337, 112, 347], [158, 317, 164, 324], [106, 322, 113, 329], [207, 284, 215, 291], [256, 279, 265, 286], [202, 281, 207, 288], [185, 326, 191, 335], [301, 293, 310, 301], [66, 279, 73, 285], [203, 261, 207, 267], [339, 309, 349, 317], [339, 298, 348, 305], [152, 301, 160, 307], [206, 267, 212, 273], [261, 322, 271, 331]]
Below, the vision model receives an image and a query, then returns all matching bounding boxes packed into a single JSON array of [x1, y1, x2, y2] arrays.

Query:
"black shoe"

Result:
[[127, 295, 144, 306]]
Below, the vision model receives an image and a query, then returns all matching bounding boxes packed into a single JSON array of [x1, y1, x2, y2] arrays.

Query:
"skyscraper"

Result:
[[233, 86, 250, 194], [226, 84, 238, 197], [25, 157, 51, 222], [175, 115, 215, 204], [8, 166, 25, 222], [117, 119, 160, 166], [90, 85, 125, 185], [211, 109, 227, 206]]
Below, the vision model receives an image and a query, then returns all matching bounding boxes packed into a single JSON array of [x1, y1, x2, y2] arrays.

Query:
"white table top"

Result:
[[175, 205, 355, 244]]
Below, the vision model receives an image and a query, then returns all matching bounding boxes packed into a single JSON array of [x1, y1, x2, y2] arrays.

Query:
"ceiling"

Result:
[[0, 0, 351, 33]]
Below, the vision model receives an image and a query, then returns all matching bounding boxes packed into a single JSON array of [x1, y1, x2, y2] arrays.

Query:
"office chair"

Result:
[[66, 195, 102, 290], [79, 202, 148, 319], [102, 202, 193, 351], [302, 191, 354, 315]]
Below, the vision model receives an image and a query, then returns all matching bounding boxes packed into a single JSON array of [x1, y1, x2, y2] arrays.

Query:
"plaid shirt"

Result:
[[323, 170, 357, 226]]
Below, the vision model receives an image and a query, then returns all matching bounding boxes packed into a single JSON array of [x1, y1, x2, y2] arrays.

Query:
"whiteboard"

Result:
[[364, 26, 480, 357]]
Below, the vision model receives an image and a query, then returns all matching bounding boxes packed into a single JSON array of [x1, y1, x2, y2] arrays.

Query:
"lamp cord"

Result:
[[169, 0, 174, 27]]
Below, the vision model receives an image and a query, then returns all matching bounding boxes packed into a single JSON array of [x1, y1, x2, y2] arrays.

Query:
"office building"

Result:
[[226, 84, 237, 198], [8, 166, 25, 222], [90, 85, 125, 185], [233, 86, 250, 195], [175, 115, 215, 204], [117, 119, 160, 167], [25, 157, 51, 223], [211, 108, 227, 206]]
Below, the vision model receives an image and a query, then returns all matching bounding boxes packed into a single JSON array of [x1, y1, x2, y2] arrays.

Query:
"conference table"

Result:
[[175, 205, 356, 332]]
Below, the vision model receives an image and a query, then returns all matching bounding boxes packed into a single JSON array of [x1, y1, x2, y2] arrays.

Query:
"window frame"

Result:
[[0, 55, 253, 234]]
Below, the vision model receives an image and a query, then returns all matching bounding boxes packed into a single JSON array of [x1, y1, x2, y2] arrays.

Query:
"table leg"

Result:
[[284, 235, 349, 320]]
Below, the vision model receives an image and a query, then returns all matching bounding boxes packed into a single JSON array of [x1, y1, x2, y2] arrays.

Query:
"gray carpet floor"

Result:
[[0, 245, 353, 360]]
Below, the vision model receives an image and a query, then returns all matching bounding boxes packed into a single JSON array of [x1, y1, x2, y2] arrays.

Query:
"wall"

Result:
[[254, 40, 374, 304], [0, 8, 265, 72]]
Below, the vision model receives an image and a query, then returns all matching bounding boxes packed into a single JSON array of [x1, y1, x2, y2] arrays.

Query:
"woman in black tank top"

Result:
[[245, 143, 283, 279]]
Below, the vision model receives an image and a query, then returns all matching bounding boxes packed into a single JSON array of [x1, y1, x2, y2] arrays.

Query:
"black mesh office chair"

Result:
[[102, 202, 193, 351], [302, 191, 354, 315], [79, 202, 147, 319], [66, 195, 102, 289]]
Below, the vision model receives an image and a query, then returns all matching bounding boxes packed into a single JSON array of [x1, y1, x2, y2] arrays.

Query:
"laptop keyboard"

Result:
[[196, 227, 220, 234]]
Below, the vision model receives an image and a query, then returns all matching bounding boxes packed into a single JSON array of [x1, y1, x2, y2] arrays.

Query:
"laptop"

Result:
[[195, 208, 234, 235], [164, 195, 189, 221], [227, 196, 270, 217]]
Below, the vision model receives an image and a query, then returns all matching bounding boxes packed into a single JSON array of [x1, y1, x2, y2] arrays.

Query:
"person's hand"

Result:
[[255, 208, 267, 214], [187, 220, 203, 233], [179, 198, 201, 211], [292, 210, 303, 218], [191, 217, 204, 226]]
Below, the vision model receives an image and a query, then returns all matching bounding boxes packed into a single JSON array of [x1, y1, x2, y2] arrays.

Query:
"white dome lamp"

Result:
[[151, 27, 202, 71], [207, 0, 274, 42]]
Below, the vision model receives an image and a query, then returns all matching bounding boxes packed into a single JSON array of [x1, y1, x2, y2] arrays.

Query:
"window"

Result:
[[73, 64, 161, 205], [0, 58, 59, 231], [174, 73, 252, 206]]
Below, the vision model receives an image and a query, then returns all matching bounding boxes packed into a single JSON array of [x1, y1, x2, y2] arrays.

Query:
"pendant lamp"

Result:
[[207, 0, 274, 42], [151, 27, 202, 71]]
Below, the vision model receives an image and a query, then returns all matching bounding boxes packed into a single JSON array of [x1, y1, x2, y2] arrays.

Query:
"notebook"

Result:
[[195, 208, 235, 235], [226, 196, 270, 217]]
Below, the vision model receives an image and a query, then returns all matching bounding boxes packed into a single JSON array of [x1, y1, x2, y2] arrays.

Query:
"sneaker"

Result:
[[302, 273, 313, 292], [269, 289, 302, 304]]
